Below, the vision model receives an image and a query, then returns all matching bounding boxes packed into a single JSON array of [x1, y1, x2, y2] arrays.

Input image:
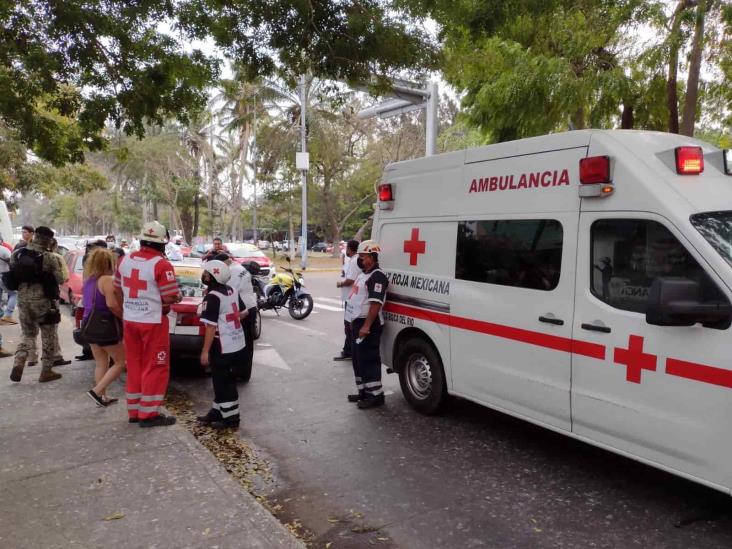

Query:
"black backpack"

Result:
[[10, 248, 44, 284]]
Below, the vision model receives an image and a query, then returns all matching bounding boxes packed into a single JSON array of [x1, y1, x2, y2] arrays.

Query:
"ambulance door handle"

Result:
[[539, 315, 564, 326], [581, 322, 611, 333]]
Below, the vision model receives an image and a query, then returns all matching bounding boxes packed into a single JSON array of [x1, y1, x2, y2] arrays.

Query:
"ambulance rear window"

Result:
[[455, 219, 563, 291]]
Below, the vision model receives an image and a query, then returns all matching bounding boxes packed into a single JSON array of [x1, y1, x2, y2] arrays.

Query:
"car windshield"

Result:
[[74, 254, 84, 273], [690, 211, 732, 268], [174, 265, 204, 297], [229, 246, 265, 259]]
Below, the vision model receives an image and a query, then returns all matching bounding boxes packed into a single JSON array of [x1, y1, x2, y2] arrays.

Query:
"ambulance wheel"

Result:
[[397, 338, 447, 415], [252, 309, 262, 340]]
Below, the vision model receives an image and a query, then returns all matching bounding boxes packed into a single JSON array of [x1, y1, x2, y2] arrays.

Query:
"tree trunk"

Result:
[[667, 0, 691, 134], [193, 192, 200, 237], [353, 216, 373, 242], [621, 103, 634, 129], [680, 0, 706, 136]]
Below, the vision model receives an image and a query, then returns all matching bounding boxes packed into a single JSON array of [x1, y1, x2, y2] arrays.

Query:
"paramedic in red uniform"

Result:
[[115, 221, 182, 427], [345, 240, 389, 409]]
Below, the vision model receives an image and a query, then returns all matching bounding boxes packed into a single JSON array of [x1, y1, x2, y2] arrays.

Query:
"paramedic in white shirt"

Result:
[[334, 240, 361, 361], [165, 237, 184, 262], [215, 252, 258, 381]]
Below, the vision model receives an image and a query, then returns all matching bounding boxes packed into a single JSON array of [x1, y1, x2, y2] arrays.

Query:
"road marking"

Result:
[[256, 343, 272, 348], [315, 303, 343, 312], [268, 319, 328, 337], [254, 348, 291, 371], [319, 297, 344, 306]]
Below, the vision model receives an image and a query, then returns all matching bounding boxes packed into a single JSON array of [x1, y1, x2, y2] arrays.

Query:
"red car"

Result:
[[168, 261, 261, 364], [226, 244, 275, 277], [60, 249, 85, 309]]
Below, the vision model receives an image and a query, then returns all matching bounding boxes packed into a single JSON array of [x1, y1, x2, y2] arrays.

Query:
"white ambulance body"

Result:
[[374, 130, 732, 493]]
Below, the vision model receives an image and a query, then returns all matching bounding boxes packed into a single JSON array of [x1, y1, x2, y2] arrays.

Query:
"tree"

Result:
[[1, 1, 435, 165], [401, 0, 731, 140]]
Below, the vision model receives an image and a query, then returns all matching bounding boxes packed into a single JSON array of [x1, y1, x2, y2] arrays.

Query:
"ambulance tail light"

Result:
[[723, 150, 732, 175], [378, 183, 394, 210], [579, 156, 613, 198], [579, 156, 611, 184], [675, 146, 704, 175]]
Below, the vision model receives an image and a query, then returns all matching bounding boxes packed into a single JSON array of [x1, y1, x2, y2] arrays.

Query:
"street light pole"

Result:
[[299, 74, 308, 270], [251, 100, 258, 244]]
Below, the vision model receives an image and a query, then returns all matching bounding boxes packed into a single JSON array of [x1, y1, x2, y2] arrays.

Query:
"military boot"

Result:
[[9, 363, 24, 382], [38, 369, 62, 383]]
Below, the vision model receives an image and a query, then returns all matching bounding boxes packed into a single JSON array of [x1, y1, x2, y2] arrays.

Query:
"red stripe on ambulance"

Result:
[[665, 358, 732, 389], [383, 302, 605, 360]]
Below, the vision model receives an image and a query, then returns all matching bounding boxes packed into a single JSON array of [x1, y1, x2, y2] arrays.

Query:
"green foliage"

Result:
[[0, 1, 219, 164]]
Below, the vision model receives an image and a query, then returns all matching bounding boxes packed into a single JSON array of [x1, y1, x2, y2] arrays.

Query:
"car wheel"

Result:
[[397, 337, 448, 415], [252, 309, 262, 340], [237, 360, 252, 383]]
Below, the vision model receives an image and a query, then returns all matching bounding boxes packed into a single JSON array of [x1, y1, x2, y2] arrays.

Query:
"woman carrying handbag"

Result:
[[82, 248, 126, 407]]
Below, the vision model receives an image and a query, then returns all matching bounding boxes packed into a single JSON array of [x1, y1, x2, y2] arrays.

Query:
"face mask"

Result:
[[356, 258, 365, 270]]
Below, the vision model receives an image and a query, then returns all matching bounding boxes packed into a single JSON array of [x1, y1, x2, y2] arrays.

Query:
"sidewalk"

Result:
[[0, 326, 304, 549]]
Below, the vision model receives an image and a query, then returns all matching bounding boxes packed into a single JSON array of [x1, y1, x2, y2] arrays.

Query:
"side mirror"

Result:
[[646, 277, 731, 329]]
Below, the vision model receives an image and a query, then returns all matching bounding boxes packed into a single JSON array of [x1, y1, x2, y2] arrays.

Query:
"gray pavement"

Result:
[[0, 317, 304, 549], [176, 272, 732, 549]]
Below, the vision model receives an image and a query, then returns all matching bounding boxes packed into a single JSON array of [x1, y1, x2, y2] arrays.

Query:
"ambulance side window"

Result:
[[590, 219, 726, 314], [455, 219, 563, 291]]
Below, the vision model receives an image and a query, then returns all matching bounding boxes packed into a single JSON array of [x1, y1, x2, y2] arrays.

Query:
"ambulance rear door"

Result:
[[572, 211, 732, 489]]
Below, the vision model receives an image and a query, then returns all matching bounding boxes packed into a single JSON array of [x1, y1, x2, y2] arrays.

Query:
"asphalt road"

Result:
[[164, 271, 732, 548]]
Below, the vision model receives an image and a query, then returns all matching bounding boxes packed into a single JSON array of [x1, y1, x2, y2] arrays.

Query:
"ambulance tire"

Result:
[[397, 338, 447, 415]]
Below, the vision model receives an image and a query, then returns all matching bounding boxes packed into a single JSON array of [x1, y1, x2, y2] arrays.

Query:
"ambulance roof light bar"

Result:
[[578, 155, 613, 198], [675, 146, 704, 175], [378, 183, 394, 210]]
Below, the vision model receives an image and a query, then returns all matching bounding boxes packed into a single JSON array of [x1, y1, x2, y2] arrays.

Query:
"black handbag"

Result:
[[80, 281, 121, 345]]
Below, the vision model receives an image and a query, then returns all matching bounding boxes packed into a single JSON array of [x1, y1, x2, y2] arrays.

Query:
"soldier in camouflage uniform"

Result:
[[9, 226, 66, 383]]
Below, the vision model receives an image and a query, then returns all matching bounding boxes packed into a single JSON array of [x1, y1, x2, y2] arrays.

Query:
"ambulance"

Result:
[[373, 130, 732, 493]]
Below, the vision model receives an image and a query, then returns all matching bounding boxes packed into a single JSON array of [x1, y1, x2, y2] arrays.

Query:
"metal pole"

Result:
[[425, 81, 438, 156], [252, 101, 258, 244], [300, 74, 308, 270]]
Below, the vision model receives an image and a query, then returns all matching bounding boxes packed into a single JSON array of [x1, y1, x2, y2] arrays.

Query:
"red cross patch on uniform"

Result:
[[166, 271, 175, 281]]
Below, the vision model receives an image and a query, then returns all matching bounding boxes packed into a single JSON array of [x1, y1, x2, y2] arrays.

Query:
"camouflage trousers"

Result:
[[13, 298, 59, 373]]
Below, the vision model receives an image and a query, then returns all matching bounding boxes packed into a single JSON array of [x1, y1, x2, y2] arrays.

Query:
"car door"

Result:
[[450, 213, 577, 431], [572, 212, 732, 489]]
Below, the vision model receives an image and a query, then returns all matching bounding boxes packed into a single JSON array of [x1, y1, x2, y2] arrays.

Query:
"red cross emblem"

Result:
[[225, 302, 241, 329], [213, 268, 220, 274], [403, 228, 426, 266], [147, 228, 155, 235], [614, 335, 657, 384], [123, 268, 148, 298]]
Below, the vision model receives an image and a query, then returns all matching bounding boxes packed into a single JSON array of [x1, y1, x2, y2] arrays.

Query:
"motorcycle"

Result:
[[252, 259, 313, 320]]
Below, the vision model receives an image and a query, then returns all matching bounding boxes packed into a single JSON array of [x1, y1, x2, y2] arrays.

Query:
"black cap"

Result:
[[35, 226, 54, 238], [213, 253, 231, 262]]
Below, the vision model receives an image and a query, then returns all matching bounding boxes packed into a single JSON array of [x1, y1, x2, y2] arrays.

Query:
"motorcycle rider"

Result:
[[345, 240, 389, 409], [197, 260, 247, 428]]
